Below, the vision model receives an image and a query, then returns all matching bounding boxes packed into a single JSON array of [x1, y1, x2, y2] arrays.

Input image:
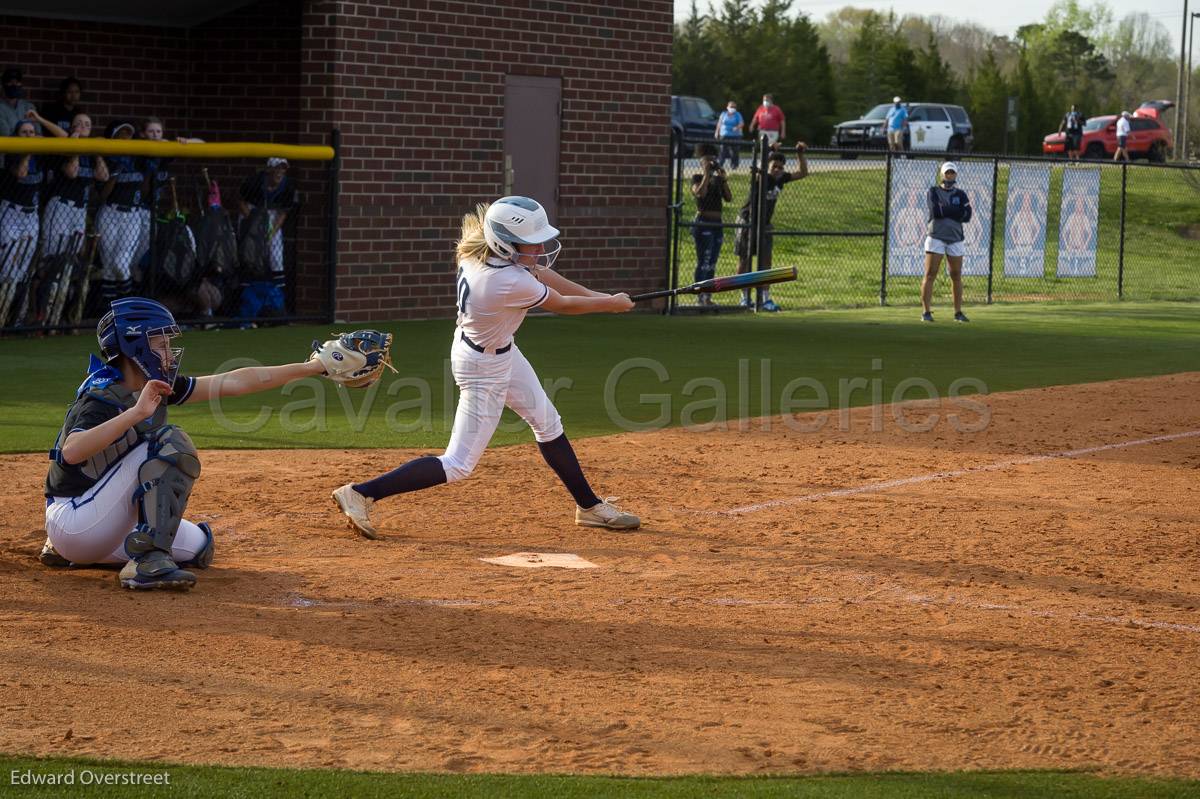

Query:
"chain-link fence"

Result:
[[0, 136, 337, 333], [666, 133, 1200, 311]]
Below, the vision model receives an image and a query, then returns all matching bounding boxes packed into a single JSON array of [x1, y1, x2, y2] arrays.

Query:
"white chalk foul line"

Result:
[[723, 429, 1200, 515]]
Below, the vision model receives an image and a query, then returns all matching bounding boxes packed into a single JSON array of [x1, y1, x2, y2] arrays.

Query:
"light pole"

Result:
[[1177, 0, 1190, 158]]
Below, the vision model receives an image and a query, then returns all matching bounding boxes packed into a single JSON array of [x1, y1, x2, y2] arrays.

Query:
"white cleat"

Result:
[[332, 484, 378, 539], [575, 497, 641, 531]]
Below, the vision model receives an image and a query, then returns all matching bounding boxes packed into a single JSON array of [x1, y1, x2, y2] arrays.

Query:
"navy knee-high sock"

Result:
[[537, 433, 602, 509], [353, 455, 447, 501]]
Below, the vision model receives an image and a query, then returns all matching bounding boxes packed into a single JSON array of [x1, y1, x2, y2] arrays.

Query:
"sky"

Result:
[[674, 0, 1190, 39]]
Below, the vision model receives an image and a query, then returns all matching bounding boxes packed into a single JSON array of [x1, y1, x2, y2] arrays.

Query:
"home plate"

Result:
[[480, 552, 599, 569]]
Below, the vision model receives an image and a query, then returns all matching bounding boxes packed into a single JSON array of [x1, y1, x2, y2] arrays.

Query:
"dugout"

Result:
[[0, 0, 672, 324]]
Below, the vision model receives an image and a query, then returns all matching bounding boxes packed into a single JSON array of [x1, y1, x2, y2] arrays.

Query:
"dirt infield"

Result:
[[1, 373, 1198, 777]]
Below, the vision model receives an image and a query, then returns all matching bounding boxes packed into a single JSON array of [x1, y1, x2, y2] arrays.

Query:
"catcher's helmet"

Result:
[[483, 196, 561, 269], [97, 297, 183, 385]]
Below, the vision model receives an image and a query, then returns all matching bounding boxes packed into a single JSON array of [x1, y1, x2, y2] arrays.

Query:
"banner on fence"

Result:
[[1056, 167, 1100, 277], [887, 159, 938, 276], [1003, 164, 1050, 277], [955, 161, 992, 277]]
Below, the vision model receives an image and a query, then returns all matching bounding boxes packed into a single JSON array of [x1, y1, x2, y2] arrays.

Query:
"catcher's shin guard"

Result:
[[123, 425, 201, 588]]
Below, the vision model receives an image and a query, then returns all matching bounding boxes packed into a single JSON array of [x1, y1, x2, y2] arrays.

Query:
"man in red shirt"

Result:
[[749, 94, 785, 146]]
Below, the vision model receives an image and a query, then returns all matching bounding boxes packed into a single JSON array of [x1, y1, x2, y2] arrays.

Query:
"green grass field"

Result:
[[3, 302, 1197, 453], [673, 158, 1200, 307], [2, 755, 1198, 798]]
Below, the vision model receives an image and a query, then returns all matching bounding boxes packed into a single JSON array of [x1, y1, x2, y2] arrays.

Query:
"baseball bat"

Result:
[[49, 231, 83, 326], [0, 235, 34, 327], [68, 233, 100, 326], [630, 266, 797, 302]]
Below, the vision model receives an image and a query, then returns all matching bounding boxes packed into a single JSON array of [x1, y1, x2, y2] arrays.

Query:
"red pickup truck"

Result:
[[1043, 102, 1174, 162]]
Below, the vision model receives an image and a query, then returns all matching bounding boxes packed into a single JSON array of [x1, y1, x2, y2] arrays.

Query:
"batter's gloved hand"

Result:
[[309, 330, 397, 388]]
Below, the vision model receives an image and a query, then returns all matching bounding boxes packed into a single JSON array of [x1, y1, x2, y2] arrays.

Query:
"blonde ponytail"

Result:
[[455, 203, 493, 266]]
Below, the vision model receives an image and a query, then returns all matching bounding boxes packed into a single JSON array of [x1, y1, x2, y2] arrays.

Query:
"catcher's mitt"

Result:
[[310, 330, 397, 388]]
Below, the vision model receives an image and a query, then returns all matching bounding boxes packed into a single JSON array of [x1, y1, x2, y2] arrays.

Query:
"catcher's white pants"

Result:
[[438, 334, 563, 483], [97, 205, 149, 282], [40, 197, 87, 257], [0, 200, 39, 282], [44, 441, 209, 565]]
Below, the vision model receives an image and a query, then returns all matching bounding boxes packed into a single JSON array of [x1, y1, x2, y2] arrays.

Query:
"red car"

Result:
[[1043, 103, 1173, 162]]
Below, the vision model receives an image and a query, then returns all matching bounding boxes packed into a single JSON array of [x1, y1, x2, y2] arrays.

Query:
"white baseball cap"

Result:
[[893, 96, 902, 103], [940, 162, 959, 177], [267, 157, 289, 167]]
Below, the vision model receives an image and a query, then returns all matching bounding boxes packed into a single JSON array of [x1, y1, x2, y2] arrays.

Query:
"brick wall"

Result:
[[0, 15, 188, 130], [305, 0, 674, 321]]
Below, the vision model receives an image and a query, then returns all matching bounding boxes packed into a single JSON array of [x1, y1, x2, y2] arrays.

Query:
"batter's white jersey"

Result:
[[454, 256, 549, 351], [436, 255, 561, 484]]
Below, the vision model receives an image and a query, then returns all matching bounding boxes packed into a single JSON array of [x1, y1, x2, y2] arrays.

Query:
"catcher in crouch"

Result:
[[41, 297, 393, 590], [331, 196, 639, 539]]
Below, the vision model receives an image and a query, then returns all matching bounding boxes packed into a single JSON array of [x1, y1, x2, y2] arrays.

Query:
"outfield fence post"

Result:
[[879, 151, 892, 306], [669, 132, 684, 316], [752, 134, 769, 310], [326, 127, 341, 324], [1117, 161, 1127, 300], [663, 129, 677, 316], [986, 156, 999, 304]]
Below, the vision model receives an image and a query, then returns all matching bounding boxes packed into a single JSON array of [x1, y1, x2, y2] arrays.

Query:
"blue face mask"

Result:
[[4, 85, 24, 99]]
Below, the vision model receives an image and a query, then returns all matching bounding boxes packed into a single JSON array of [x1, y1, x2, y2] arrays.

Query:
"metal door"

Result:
[[503, 75, 561, 221]]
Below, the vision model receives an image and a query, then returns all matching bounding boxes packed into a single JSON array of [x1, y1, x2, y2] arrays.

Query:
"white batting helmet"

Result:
[[484, 196, 561, 268]]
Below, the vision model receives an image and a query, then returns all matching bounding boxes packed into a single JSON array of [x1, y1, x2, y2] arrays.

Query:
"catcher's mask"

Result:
[[97, 297, 183, 385]]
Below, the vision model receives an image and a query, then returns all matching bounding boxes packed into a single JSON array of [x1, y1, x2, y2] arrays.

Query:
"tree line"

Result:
[[674, 0, 1184, 154]]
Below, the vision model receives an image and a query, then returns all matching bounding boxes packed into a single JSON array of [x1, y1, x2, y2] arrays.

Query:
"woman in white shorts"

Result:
[[921, 162, 972, 323]]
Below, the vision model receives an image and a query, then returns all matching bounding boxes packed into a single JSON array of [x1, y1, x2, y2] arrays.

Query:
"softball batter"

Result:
[[333, 196, 640, 537], [40, 296, 340, 590]]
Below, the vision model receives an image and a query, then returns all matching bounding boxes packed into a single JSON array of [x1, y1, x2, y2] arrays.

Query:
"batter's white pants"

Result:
[[39, 197, 86, 257], [0, 200, 39, 282], [97, 205, 149, 283], [45, 441, 209, 565], [438, 335, 564, 483]]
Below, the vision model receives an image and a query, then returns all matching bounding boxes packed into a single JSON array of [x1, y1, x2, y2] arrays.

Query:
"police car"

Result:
[[831, 102, 974, 154]]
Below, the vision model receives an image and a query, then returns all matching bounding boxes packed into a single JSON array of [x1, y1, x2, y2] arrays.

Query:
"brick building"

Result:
[[0, 0, 673, 320]]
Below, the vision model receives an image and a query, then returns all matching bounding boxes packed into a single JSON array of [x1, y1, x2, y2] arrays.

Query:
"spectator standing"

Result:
[[885, 96, 908, 153], [0, 67, 37, 135], [1059, 104, 1084, 161], [715, 101, 744, 169], [749, 94, 785, 146], [690, 143, 732, 307], [733, 141, 809, 311], [921, 162, 972, 323], [41, 112, 106, 259], [1114, 111, 1131, 162], [135, 117, 204, 287], [237, 157, 298, 319], [0, 119, 44, 325], [40, 77, 83, 134], [96, 121, 147, 304]]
